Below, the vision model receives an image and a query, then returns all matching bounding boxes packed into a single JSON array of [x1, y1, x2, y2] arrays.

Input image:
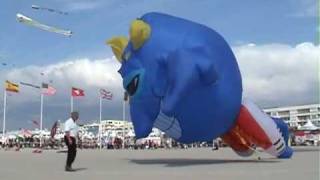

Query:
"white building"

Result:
[[264, 104, 320, 128], [100, 120, 133, 131], [78, 120, 133, 137]]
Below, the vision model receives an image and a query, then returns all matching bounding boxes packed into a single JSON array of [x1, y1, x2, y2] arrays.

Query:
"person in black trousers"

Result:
[[64, 111, 79, 171]]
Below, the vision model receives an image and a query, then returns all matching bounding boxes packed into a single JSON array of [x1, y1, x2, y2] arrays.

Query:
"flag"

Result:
[[124, 91, 129, 101], [42, 83, 56, 96], [20, 82, 40, 89], [100, 89, 112, 100], [21, 129, 32, 138], [50, 121, 58, 138], [72, 87, 85, 97], [5, 80, 19, 93]]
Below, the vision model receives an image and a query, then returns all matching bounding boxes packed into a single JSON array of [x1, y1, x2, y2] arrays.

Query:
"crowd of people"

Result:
[[1, 133, 319, 152], [0, 135, 221, 151]]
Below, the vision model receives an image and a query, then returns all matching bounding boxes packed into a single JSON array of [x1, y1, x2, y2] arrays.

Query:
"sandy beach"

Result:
[[0, 146, 319, 180]]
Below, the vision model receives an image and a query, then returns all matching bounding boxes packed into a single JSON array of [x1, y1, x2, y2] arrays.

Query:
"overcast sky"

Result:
[[0, 0, 318, 130]]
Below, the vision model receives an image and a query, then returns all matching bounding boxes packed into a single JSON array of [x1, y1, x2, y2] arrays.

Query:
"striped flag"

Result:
[[21, 129, 32, 137], [41, 83, 56, 96], [100, 89, 112, 100], [5, 80, 19, 93]]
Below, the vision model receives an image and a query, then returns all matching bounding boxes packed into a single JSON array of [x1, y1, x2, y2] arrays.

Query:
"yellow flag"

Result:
[[5, 80, 19, 93]]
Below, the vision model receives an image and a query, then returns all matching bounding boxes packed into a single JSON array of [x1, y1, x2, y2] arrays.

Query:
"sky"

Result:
[[0, 0, 319, 130]]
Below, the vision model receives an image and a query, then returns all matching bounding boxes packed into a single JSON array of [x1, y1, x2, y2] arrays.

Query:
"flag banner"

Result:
[[72, 87, 85, 97], [50, 121, 58, 138], [124, 91, 129, 101], [20, 82, 40, 89], [5, 80, 19, 93], [42, 83, 56, 96], [100, 89, 112, 100], [21, 129, 32, 137]]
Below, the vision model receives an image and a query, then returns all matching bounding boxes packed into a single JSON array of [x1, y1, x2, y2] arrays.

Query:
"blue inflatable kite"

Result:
[[107, 12, 293, 158]]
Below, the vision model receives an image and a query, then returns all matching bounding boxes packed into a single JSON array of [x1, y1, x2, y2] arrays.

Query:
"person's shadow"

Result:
[[64, 168, 87, 172], [73, 168, 87, 171], [130, 158, 279, 167]]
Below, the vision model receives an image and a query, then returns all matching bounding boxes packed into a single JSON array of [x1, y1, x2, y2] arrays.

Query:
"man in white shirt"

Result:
[[64, 111, 79, 171]]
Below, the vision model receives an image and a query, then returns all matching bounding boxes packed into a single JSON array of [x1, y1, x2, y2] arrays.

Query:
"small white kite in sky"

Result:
[[16, 13, 72, 37]]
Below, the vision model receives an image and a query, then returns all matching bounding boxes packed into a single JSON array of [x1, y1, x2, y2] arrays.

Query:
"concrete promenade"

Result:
[[0, 147, 319, 180]]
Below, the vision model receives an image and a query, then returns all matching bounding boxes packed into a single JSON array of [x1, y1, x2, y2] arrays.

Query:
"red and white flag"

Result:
[[100, 89, 112, 100], [72, 87, 85, 97], [42, 83, 56, 96], [21, 129, 32, 138]]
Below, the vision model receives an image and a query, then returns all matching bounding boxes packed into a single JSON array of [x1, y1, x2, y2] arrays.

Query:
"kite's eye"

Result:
[[126, 75, 139, 96]]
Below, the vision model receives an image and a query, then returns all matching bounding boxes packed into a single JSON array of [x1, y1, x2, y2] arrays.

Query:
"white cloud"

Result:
[[0, 57, 123, 105], [1, 42, 318, 108], [234, 42, 319, 107], [0, 42, 318, 129]]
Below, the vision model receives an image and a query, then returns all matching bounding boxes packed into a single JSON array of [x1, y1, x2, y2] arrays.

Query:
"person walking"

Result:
[[64, 111, 79, 171]]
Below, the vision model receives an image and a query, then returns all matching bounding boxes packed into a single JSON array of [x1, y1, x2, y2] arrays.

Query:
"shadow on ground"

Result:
[[74, 168, 87, 171], [64, 168, 88, 172], [130, 158, 279, 167], [56, 150, 68, 153]]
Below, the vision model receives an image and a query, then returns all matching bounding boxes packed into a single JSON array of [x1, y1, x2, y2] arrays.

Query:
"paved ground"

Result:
[[0, 146, 319, 180]]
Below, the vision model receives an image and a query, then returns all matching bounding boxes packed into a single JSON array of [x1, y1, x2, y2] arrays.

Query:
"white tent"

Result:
[[126, 130, 135, 137], [298, 120, 319, 131]]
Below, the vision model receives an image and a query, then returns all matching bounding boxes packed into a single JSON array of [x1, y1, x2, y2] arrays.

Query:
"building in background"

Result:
[[264, 104, 320, 128]]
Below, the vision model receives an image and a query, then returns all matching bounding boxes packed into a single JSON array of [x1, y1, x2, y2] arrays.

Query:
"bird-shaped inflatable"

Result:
[[106, 12, 293, 158]]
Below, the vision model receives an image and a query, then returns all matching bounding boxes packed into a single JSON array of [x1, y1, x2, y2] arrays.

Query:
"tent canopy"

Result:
[[298, 120, 319, 131]]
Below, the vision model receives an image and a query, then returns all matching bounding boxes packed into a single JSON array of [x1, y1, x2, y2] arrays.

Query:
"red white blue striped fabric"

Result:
[[100, 89, 112, 100]]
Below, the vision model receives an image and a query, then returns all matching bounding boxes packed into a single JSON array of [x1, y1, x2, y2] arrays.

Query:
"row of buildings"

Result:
[[2, 104, 319, 144], [76, 103, 320, 137], [264, 104, 320, 128]]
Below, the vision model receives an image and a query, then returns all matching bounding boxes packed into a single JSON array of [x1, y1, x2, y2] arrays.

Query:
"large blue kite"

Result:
[[107, 12, 293, 158]]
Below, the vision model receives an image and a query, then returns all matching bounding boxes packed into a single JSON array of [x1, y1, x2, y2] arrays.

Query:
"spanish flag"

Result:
[[5, 80, 19, 93]]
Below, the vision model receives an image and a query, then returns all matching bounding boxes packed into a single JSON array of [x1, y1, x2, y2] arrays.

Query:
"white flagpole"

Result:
[[99, 96, 102, 149], [71, 96, 73, 112], [2, 90, 7, 141], [40, 93, 44, 148], [122, 92, 125, 149]]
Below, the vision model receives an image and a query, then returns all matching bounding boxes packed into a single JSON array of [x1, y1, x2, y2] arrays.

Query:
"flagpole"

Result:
[[71, 96, 73, 112], [122, 92, 125, 149], [99, 96, 102, 149], [40, 93, 43, 148], [2, 90, 7, 141]]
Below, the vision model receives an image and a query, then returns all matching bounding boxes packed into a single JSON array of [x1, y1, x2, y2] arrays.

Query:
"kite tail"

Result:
[[222, 99, 293, 159]]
